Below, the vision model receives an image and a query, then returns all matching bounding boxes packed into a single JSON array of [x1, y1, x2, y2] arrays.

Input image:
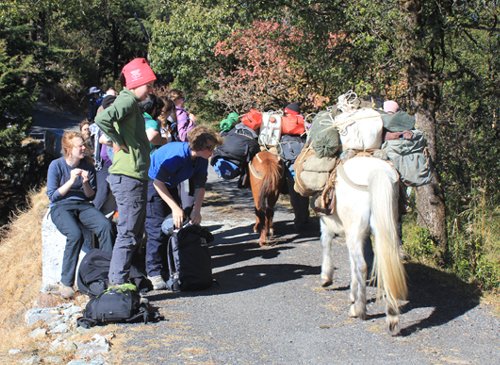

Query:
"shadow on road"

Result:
[[146, 220, 321, 302], [206, 218, 319, 247], [147, 262, 320, 302], [400, 262, 481, 336]]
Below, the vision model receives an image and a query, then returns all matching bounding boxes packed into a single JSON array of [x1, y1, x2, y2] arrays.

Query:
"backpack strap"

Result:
[[76, 316, 98, 329], [125, 304, 150, 324], [166, 234, 181, 292]]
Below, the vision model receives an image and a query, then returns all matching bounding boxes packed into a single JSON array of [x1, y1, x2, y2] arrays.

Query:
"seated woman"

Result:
[[145, 126, 222, 290], [47, 131, 114, 298]]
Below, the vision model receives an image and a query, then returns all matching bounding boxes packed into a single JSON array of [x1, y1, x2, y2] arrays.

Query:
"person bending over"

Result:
[[145, 126, 222, 289]]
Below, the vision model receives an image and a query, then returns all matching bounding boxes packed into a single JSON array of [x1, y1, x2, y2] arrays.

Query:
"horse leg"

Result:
[[267, 192, 279, 238], [346, 229, 368, 320], [253, 203, 261, 233], [319, 216, 336, 287], [264, 207, 273, 242], [250, 174, 263, 235], [386, 302, 400, 336], [259, 205, 275, 246]]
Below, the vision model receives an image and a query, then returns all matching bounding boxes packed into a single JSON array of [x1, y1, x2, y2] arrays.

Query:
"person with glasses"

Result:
[[145, 125, 222, 290], [46, 131, 114, 298]]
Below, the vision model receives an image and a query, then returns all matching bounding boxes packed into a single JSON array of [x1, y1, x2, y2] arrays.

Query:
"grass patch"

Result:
[[0, 188, 48, 355], [402, 200, 499, 292]]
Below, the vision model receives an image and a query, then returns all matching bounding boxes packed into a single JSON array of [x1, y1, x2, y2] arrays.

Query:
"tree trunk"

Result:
[[400, 0, 448, 263], [413, 104, 448, 262]]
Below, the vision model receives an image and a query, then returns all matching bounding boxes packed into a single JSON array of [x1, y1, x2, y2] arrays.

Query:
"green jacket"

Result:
[[95, 88, 150, 180]]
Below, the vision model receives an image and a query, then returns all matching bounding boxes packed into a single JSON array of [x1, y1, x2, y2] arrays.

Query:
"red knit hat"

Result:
[[122, 58, 157, 89]]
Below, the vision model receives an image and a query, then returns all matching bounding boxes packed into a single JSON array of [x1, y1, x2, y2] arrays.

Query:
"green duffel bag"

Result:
[[307, 110, 341, 158], [382, 129, 432, 186]]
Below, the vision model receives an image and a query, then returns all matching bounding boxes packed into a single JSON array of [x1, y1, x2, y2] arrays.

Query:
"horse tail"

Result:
[[258, 154, 282, 210], [369, 169, 407, 313]]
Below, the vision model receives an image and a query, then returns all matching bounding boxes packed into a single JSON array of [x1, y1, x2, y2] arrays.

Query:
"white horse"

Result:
[[320, 156, 407, 335]]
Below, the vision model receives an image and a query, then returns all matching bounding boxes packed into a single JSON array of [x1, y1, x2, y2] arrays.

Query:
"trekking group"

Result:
[[47, 57, 429, 309]]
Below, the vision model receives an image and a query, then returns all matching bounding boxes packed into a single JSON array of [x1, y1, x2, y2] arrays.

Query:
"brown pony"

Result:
[[248, 151, 284, 246]]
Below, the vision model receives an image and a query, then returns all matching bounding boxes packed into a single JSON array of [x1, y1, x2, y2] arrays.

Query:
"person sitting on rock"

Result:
[[46, 131, 114, 299]]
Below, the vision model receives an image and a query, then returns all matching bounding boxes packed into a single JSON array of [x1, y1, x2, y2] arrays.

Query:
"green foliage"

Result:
[[447, 196, 499, 291], [0, 8, 43, 226], [149, 1, 241, 120], [403, 219, 438, 263]]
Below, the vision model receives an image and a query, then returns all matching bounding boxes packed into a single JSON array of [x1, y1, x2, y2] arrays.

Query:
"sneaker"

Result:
[[58, 284, 75, 299], [148, 275, 167, 290]]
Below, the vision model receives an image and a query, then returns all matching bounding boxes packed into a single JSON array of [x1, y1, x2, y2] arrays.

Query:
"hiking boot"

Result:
[[58, 284, 75, 299], [148, 275, 167, 290]]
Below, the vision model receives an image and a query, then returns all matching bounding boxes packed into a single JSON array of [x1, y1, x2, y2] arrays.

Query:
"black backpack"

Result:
[[212, 124, 260, 166], [76, 288, 162, 328], [77, 249, 151, 297], [279, 134, 306, 166], [166, 224, 215, 292]]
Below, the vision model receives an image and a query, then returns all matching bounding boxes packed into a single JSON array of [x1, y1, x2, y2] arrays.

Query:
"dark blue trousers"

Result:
[[145, 180, 180, 277], [107, 174, 147, 285], [50, 200, 114, 286]]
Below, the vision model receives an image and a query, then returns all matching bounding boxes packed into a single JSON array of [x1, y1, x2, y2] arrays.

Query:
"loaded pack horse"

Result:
[[320, 155, 408, 335], [248, 150, 284, 246]]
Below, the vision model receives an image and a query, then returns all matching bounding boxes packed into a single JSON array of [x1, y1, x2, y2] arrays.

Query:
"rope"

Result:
[[248, 160, 263, 180], [337, 90, 360, 113]]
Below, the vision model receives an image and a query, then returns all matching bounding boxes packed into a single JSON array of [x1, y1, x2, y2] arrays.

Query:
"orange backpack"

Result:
[[241, 109, 263, 131], [281, 114, 305, 135]]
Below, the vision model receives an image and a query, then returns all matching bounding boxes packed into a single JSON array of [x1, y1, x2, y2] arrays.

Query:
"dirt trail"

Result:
[[106, 169, 499, 365]]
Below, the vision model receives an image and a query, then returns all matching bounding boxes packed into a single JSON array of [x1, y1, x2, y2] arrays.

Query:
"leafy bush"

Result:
[[0, 35, 39, 226], [403, 219, 438, 263], [447, 196, 499, 291]]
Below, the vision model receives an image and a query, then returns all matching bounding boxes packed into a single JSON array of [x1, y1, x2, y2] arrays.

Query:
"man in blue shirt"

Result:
[[145, 126, 222, 289]]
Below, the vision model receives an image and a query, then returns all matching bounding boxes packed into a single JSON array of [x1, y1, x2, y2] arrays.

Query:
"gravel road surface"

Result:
[[107, 168, 499, 365]]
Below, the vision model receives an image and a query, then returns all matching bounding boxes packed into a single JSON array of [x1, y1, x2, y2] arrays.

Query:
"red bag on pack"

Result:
[[241, 109, 263, 131], [281, 114, 305, 135]]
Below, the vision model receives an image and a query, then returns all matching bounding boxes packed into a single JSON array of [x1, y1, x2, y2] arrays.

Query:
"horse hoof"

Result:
[[349, 304, 366, 319], [321, 278, 332, 287], [387, 316, 401, 336], [348, 305, 357, 318]]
